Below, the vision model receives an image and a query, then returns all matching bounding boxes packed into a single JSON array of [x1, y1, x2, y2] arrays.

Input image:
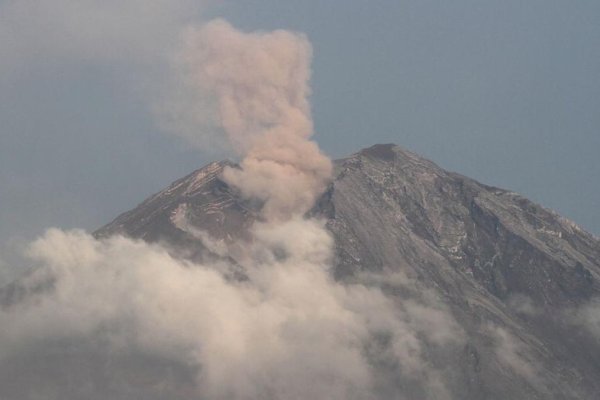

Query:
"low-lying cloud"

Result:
[[0, 223, 461, 399]]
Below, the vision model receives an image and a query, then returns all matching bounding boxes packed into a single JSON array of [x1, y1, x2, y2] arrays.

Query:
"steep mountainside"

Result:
[[93, 143, 600, 399]]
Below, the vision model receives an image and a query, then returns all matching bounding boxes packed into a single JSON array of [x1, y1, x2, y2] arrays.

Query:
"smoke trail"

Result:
[[174, 19, 332, 220], [0, 18, 463, 400]]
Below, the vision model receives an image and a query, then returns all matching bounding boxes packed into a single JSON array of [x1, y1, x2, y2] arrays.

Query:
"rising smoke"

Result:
[[168, 19, 332, 220], [0, 17, 462, 400]]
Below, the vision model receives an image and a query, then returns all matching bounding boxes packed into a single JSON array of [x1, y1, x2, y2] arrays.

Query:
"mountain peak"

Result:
[[359, 143, 399, 160], [90, 144, 600, 399]]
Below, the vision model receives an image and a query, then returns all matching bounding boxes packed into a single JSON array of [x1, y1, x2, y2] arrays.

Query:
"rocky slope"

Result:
[[0, 144, 593, 400], [95, 144, 600, 399]]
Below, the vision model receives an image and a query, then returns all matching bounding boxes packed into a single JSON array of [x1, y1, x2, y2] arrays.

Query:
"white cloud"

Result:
[[573, 298, 600, 340], [0, 222, 461, 399], [489, 325, 541, 386]]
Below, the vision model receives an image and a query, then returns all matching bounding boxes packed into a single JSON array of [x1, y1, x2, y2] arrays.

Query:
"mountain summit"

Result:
[[93, 144, 600, 398], [3, 144, 599, 399], [96, 143, 600, 399]]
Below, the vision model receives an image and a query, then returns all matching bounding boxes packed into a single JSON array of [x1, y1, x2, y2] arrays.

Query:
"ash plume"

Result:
[[0, 17, 463, 400], [172, 19, 333, 220]]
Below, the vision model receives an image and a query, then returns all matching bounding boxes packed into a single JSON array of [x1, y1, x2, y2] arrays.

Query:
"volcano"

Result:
[[3, 144, 600, 400], [95, 143, 600, 399]]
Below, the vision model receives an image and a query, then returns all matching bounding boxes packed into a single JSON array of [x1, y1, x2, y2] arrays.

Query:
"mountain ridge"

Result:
[[89, 143, 600, 399], [97, 143, 600, 306]]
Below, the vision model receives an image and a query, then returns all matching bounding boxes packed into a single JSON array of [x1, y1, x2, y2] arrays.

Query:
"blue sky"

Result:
[[1, 0, 598, 253]]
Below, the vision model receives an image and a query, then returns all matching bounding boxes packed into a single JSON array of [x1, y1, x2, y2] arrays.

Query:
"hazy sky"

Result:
[[1, 0, 599, 253]]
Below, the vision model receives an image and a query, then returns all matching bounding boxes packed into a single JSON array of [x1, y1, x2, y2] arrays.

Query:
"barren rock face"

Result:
[[327, 145, 599, 303], [13, 143, 599, 399], [99, 144, 600, 303]]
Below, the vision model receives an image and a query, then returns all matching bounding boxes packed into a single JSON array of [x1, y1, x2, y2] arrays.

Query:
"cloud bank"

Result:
[[0, 223, 461, 399]]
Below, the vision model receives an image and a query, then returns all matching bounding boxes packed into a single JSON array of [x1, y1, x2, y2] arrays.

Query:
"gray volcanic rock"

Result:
[[327, 145, 599, 303], [319, 145, 600, 399], [50, 144, 600, 398], [95, 160, 259, 262], [95, 161, 253, 241]]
